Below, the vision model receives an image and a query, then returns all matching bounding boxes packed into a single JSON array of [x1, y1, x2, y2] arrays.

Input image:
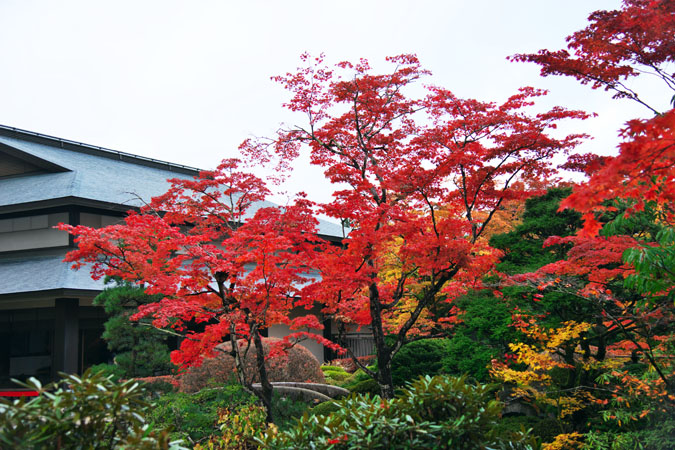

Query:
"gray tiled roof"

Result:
[[0, 253, 104, 295], [0, 134, 200, 210], [0, 130, 344, 237]]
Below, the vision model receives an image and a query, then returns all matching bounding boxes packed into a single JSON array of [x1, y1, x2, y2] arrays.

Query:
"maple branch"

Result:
[[564, 67, 662, 115], [421, 191, 440, 239], [602, 307, 672, 390], [393, 269, 458, 355], [381, 267, 417, 310]]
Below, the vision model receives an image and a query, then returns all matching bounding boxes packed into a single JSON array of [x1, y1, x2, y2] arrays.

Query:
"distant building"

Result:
[[0, 124, 356, 388]]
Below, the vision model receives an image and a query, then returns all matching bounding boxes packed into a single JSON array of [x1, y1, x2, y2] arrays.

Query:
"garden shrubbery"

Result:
[[194, 403, 268, 450], [0, 369, 185, 449], [180, 337, 325, 393], [390, 338, 452, 386], [320, 365, 351, 385], [149, 383, 257, 445], [261, 374, 538, 449]]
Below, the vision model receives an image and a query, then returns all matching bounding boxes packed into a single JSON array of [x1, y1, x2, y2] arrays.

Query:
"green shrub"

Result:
[[0, 369, 185, 449], [321, 365, 345, 372], [310, 400, 341, 417], [90, 361, 127, 380], [321, 365, 351, 385], [391, 339, 452, 385], [441, 334, 496, 382], [150, 383, 257, 445], [260, 374, 539, 449], [195, 403, 268, 450], [94, 281, 175, 378], [271, 392, 311, 431], [346, 377, 380, 395], [342, 368, 381, 395]]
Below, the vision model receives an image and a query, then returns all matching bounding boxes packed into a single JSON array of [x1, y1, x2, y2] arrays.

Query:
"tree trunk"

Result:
[[227, 325, 274, 423], [369, 283, 396, 398], [252, 329, 275, 422]]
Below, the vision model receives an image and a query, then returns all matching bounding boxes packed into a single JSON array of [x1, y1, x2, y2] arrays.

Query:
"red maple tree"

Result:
[[511, 0, 675, 234], [510, 0, 675, 407], [60, 159, 338, 420], [243, 54, 589, 397], [510, 0, 675, 115]]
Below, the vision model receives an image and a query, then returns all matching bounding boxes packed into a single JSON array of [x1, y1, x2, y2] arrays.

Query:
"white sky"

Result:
[[0, 0, 663, 204]]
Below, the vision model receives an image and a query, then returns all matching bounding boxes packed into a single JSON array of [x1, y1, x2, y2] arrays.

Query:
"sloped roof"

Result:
[[0, 125, 343, 237], [0, 129, 200, 212], [0, 252, 104, 296]]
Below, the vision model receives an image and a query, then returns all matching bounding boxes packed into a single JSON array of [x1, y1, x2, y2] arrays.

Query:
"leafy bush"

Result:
[[194, 403, 268, 450], [391, 338, 452, 385], [150, 383, 257, 445], [90, 361, 127, 380], [327, 355, 377, 373], [0, 369, 185, 449], [310, 400, 341, 417], [345, 377, 380, 395], [440, 289, 524, 382], [342, 368, 381, 395], [180, 337, 324, 393], [321, 365, 351, 385], [260, 374, 538, 449], [136, 375, 181, 395], [271, 392, 311, 431]]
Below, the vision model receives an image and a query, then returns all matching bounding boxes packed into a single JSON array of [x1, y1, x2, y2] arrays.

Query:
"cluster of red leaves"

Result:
[[60, 159, 336, 372], [563, 110, 675, 234], [328, 355, 377, 374], [247, 52, 587, 338], [512, 0, 675, 234], [511, 0, 675, 114], [537, 234, 637, 292]]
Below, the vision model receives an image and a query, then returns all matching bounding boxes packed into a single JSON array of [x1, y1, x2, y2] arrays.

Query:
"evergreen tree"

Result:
[[94, 280, 174, 378]]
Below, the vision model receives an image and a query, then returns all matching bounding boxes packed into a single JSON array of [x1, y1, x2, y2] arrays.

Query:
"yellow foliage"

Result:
[[491, 321, 601, 424], [542, 432, 584, 450]]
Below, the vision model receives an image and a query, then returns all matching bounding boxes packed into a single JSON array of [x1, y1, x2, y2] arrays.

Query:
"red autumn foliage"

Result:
[[59, 159, 340, 420], [512, 0, 675, 234], [511, 0, 675, 115], [562, 110, 675, 234], [243, 53, 588, 397]]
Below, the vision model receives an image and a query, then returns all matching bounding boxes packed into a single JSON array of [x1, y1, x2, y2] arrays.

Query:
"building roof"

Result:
[[0, 125, 344, 237], [0, 251, 103, 297]]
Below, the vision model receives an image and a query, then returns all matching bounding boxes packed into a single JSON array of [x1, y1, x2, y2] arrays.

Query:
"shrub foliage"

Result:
[[0, 369, 185, 449], [261, 375, 538, 449], [180, 338, 324, 393]]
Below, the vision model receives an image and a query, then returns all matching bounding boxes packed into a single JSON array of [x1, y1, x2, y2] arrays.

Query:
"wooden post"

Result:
[[53, 298, 79, 377]]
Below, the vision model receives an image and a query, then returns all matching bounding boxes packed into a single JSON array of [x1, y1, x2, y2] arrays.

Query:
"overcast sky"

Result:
[[0, 0, 660, 204]]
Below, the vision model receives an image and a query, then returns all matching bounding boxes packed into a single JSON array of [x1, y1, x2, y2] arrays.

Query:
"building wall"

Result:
[[0, 213, 69, 252]]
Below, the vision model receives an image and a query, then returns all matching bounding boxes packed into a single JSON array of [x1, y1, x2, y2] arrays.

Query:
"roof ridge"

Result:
[[0, 124, 202, 175]]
